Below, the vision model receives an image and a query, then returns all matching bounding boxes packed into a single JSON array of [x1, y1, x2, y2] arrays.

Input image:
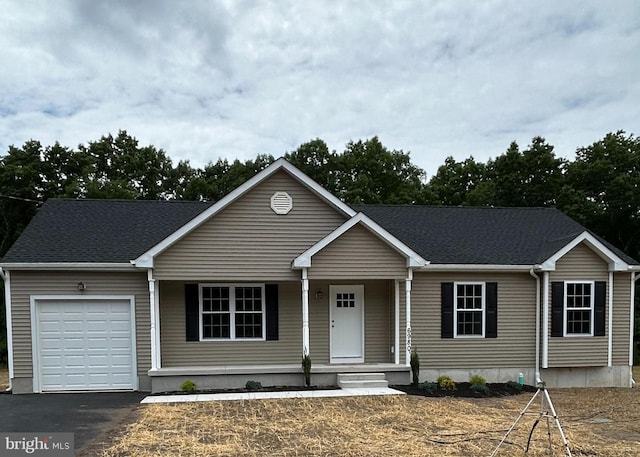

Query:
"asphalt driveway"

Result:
[[0, 391, 147, 454]]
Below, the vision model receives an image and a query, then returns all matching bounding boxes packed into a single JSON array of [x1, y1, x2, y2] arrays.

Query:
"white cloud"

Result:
[[1, 0, 639, 176]]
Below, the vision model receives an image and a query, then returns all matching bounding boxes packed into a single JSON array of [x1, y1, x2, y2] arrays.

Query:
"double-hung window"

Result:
[[564, 281, 594, 336], [200, 284, 265, 340], [454, 282, 485, 337]]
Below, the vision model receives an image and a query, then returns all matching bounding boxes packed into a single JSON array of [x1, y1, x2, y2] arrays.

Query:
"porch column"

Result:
[[302, 268, 310, 356], [394, 279, 400, 365], [148, 270, 161, 370], [405, 269, 413, 366]]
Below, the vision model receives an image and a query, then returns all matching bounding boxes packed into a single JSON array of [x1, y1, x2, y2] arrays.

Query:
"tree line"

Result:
[[0, 129, 639, 363]]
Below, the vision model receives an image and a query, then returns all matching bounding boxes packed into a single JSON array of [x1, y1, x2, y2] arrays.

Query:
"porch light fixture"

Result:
[[315, 291, 323, 299], [77, 282, 86, 291]]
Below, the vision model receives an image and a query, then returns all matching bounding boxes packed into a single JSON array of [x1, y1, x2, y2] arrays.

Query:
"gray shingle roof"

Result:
[[3, 199, 637, 266], [2, 199, 212, 263], [352, 205, 639, 265]]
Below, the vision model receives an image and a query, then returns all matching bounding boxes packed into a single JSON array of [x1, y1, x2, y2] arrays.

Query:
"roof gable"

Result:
[[540, 231, 630, 272], [134, 158, 356, 268]]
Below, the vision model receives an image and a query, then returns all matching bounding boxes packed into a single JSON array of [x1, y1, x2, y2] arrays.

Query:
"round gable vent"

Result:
[[271, 191, 293, 215]]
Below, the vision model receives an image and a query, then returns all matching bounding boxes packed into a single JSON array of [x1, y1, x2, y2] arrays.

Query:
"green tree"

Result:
[[335, 137, 426, 204], [284, 139, 339, 193], [423, 156, 491, 206]]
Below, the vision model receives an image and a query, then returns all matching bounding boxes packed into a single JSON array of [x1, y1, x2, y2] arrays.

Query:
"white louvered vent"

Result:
[[270, 191, 293, 214]]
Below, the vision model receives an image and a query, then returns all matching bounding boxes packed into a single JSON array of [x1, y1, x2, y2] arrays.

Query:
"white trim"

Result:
[[293, 213, 427, 269], [563, 280, 595, 337], [0, 263, 135, 271], [529, 268, 541, 383], [539, 231, 630, 272], [421, 264, 533, 272], [30, 294, 138, 393], [453, 281, 486, 338], [631, 273, 637, 367], [394, 279, 400, 365], [302, 269, 309, 356], [134, 158, 357, 268], [329, 284, 365, 364], [148, 270, 160, 370], [542, 271, 550, 369], [608, 272, 613, 367], [198, 284, 267, 341], [405, 269, 412, 366], [3, 270, 14, 382]]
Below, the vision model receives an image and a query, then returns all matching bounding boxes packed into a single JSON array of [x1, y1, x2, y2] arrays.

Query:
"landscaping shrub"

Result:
[[437, 375, 456, 391], [506, 380, 523, 391], [245, 380, 262, 390], [418, 381, 438, 393], [470, 382, 490, 394], [469, 374, 486, 385], [410, 347, 420, 385], [180, 380, 197, 393], [301, 353, 312, 386]]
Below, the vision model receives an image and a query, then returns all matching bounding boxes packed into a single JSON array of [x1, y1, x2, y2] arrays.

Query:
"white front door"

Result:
[[330, 285, 364, 363]]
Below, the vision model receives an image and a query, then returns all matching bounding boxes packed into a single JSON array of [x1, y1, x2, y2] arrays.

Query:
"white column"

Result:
[[148, 270, 160, 370], [394, 279, 400, 365], [542, 271, 550, 369], [405, 269, 413, 366], [302, 268, 310, 356], [630, 273, 636, 368], [608, 271, 614, 367], [4, 270, 14, 383]]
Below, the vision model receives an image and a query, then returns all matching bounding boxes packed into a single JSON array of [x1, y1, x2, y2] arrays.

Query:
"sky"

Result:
[[1, 1, 639, 177]]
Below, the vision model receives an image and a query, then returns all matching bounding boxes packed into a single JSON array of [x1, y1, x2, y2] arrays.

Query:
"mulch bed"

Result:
[[152, 385, 339, 396], [393, 382, 537, 397]]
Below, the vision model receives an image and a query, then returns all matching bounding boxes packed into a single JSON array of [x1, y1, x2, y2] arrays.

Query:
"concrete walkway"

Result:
[[142, 387, 405, 403]]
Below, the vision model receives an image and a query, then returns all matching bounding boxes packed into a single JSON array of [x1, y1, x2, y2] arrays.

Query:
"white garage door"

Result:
[[35, 299, 135, 392]]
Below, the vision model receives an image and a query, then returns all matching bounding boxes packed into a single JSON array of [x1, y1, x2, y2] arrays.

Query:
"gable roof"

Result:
[[2, 199, 211, 264], [352, 205, 640, 267]]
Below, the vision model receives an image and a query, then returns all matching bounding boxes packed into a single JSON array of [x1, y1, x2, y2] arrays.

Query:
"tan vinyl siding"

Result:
[[160, 279, 393, 366], [160, 281, 302, 366], [308, 224, 407, 280], [411, 272, 537, 369], [10, 271, 150, 378], [547, 242, 609, 367], [612, 272, 632, 365], [154, 170, 347, 281]]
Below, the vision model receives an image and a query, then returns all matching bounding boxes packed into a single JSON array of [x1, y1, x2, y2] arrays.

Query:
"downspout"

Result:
[[529, 268, 541, 384], [0, 268, 13, 391], [608, 271, 613, 367]]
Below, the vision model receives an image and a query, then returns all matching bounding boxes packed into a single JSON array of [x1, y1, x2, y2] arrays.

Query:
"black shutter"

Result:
[[185, 283, 200, 341], [441, 282, 454, 338], [594, 281, 606, 336], [551, 281, 564, 337], [265, 284, 279, 340], [485, 282, 498, 338]]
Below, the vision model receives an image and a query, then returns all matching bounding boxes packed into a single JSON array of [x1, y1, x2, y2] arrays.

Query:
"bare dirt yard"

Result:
[[0, 365, 8, 391], [92, 383, 640, 457]]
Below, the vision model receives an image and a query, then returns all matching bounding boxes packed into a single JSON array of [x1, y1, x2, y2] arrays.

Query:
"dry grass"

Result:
[[0, 365, 8, 391], [96, 386, 640, 457]]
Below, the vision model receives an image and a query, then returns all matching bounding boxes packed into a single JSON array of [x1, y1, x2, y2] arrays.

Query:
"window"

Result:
[[200, 284, 265, 340], [564, 281, 594, 336], [454, 282, 485, 337]]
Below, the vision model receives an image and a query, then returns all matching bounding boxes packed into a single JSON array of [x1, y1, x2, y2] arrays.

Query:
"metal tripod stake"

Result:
[[489, 382, 572, 457]]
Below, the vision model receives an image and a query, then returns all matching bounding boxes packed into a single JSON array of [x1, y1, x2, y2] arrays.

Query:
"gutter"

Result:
[[529, 268, 541, 384], [0, 262, 137, 271], [420, 264, 534, 272]]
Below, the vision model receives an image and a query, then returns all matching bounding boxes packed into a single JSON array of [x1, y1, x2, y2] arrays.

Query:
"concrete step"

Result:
[[337, 373, 388, 389]]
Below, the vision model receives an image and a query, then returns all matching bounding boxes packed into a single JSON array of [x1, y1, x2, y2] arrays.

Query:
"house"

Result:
[[1, 158, 637, 394]]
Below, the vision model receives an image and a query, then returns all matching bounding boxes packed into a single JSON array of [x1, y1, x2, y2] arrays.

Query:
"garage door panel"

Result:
[[36, 299, 135, 392]]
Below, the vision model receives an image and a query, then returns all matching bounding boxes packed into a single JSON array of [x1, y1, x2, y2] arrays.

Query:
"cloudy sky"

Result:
[[1, 1, 639, 176]]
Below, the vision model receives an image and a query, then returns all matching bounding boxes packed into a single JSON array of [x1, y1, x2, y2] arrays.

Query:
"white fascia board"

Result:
[[133, 158, 357, 268], [292, 212, 428, 269], [419, 264, 534, 272], [0, 262, 136, 271], [539, 231, 629, 272]]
